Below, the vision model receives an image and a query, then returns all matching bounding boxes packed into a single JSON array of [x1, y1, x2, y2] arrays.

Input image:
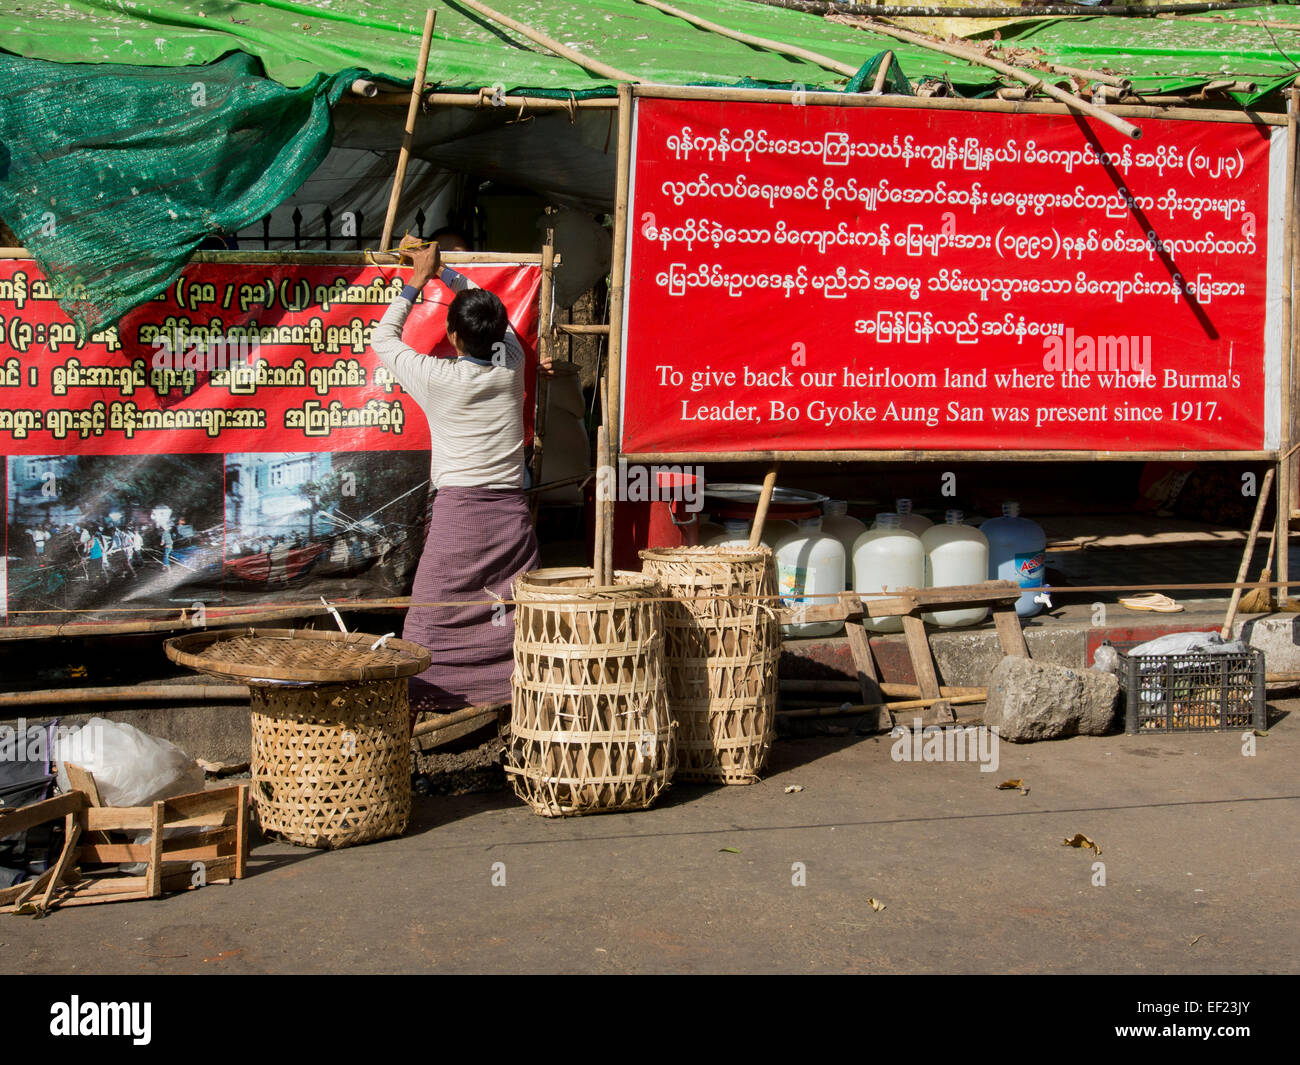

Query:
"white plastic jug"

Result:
[[775, 517, 845, 637], [820, 500, 866, 589], [706, 519, 753, 547], [893, 498, 932, 536], [853, 513, 924, 634], [921, 510, 990, 627], [981, 501, 1047, 618]]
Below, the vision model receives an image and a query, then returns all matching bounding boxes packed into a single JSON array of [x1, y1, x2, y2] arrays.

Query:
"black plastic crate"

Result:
[[1113, 643, 1265, 734]]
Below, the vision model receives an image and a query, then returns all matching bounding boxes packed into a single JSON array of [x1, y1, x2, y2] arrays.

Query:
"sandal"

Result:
[[1118, 592, 1184, 613]]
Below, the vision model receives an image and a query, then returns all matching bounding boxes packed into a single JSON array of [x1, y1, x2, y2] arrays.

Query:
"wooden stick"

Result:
[[361, 92, 619, 111], [871, 51, 894, 94], [456, 0, 638, 82], [594, 424, 610, 585], [38, 815, 83, 915], [1224, 467, 1277, 638], [778, 693, 987, 719], [606, 83, 634, 490], [411, 702, 507, 738], [0, 683, 248, 707], [748, 465, 781, 548], [380, 9, 437, 251], [634, 0, 858, 77], [530, 228, 556, 512], [834, 15, 1142, 139], [781, 679, 986, 698]]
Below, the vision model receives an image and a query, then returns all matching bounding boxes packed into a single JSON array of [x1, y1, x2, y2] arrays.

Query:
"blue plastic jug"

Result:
[[980, 501, 1046, 618]]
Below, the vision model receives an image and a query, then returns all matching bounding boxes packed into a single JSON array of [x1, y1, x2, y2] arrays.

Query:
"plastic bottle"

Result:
[[705, 519, 753, 547], [775, 516, 845, 638], [980, 500, 1047, 618], [921, 509, 990, 627], [820, 500, 866, 589], [852, 513, 924, 634], [892, 498, 932, 536]]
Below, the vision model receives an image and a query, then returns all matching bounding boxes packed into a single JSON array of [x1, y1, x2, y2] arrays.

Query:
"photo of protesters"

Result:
[[4, 454, 223, 620], [223, 450, 429, 600]]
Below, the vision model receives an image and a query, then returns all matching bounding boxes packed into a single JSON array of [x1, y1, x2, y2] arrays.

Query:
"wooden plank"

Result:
[[85, 806, 153, 832], [993, 606, 1030, 658], [145, 802, 165, 898], [0, 866, 55, 905], [163, 786, 242, 823], [901, 613, 943, 701], [61, 763, 102, 805], [843, 621, 884, 705], [80, 829, 233, 864], [0, 791, 85, 838], [38, 815, 83, 914], [234, 784, 249, 880]]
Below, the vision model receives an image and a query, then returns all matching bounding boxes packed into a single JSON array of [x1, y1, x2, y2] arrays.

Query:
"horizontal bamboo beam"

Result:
[[0, 684, 249, 708], [354, 91, 618, 110], [742, 1, 1267, 18], [554, 322, 611, 335], [0, 248, 545, 264], [777, 693, 987, 719]]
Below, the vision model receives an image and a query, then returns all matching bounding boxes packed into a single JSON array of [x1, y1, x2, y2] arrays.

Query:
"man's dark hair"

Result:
[[448, 288, 509, 360]]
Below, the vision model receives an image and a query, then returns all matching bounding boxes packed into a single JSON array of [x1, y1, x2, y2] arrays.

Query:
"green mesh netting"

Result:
[[0, 51, 364, 334]]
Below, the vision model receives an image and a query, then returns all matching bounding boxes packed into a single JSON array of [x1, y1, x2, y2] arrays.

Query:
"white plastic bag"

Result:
[[54, 716, 204, 807]]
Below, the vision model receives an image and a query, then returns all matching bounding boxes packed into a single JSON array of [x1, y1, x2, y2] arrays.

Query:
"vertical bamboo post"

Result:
[[748, 465, 781, 548], [594, 424, 610, 585], [530, 227, 556, 515], [1279, 83, 1297, 606], [603, 84, 635, 581], [380, 9, 437, 251]]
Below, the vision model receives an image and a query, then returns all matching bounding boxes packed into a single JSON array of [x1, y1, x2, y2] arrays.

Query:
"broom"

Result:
[[1239, 526, 1276, 615]]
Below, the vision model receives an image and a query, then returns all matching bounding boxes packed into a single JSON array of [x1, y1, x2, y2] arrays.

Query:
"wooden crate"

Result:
[[0, 771, 249, 915]]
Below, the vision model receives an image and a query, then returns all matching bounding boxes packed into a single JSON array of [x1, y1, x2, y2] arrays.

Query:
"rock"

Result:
[[983, 657, 1119, 742]]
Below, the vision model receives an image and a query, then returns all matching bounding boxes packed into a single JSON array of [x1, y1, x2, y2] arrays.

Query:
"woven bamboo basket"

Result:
[[639, 546, 780, 784], [165, 628, 431, 849], [506, 567, 676, 817]]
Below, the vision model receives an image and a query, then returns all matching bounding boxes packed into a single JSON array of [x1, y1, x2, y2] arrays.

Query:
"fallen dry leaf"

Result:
[[997, 778, 1029, 794], [719, 847, 741, 854], [784, 785, 804, 794], [1189, 934, 1205, 947], [867, 897, 886, 912], [1062, 833, 1101, 856]]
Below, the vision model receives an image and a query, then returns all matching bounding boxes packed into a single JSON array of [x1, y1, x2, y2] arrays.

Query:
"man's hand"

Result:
[[539, 352, 555, 377], [398, 234, 440, 291]]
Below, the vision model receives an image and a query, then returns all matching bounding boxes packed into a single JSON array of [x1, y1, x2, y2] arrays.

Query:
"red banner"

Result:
[[1, 259, 540, 624], [621, 96, 1281, 455]]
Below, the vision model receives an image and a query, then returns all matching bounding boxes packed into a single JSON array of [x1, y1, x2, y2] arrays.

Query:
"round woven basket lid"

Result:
[[165, 627, 432, 685]]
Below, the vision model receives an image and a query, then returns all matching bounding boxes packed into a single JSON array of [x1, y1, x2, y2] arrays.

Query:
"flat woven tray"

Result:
[[165, 627, 431, 685]]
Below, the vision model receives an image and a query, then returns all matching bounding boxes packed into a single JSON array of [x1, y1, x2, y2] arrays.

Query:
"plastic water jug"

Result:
[[706, 519, 753, 547], [820, 501, 866, 589], [893, 498, 932, 536], [775, 517, 845, 637], [921, 510, 990, 627], [852, 513, 924, 634], [980, 501, 1046, 618]]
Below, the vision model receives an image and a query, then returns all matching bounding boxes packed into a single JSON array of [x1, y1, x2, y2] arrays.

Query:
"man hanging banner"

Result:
[[0, 258, 541, 626], [620, 93, 1285, 457]]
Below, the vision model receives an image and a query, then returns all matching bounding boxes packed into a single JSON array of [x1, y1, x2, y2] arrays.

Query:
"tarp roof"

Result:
[[5, 1, 1300, 104]]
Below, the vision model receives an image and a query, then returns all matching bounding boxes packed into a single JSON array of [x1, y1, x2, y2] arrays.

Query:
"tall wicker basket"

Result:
[[639, 546, 780, 784], [506, 568, 676, 816], [165, 628, 431, 849]]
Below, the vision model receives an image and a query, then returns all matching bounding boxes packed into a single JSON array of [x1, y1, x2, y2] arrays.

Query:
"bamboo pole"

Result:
[[0, 684, 249, 709], [530, 228, 556, 509], [1281, 84, 1298, 607], [742, 0, 1265, 17], [594, 423, 610, 586], [870, 50, 894, 94], [554, 323, 611, 335], [380, 9, 438, 252], [777, 693, 987, 719], [748, 465, 781, 548], [833, 15, 1142, 139], [1157, 14, 1300, 30], [455, 0, 639, 82], [1222, 467, 1276, 638], [411, 703, 503, 738], [357, 92, 619, 110], [634, 0, 858, 77]]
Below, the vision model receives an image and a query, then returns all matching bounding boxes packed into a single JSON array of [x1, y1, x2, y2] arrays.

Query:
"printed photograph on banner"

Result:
[[4, 453, 223, 623], [222, 450, 429, 601]]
